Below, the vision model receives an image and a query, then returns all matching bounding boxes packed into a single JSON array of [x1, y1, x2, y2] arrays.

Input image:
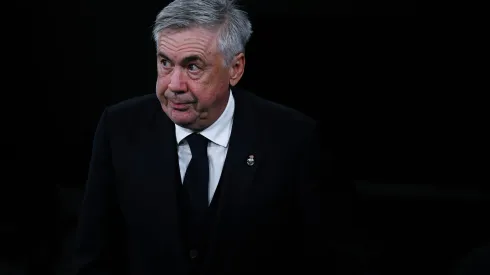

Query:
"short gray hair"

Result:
[[152, 0, 253, 66]]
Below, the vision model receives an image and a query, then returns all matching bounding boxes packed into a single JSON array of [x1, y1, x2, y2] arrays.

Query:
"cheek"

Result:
[[155, 77, 170, 106], [156, 75, 169, 92], [213, 70, 231, 93], [194, 77, 229, 105], [194, 89, 219, 108]]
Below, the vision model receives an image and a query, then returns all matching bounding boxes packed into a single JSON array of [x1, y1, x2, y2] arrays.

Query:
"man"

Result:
[[73, 0, 344, 274]]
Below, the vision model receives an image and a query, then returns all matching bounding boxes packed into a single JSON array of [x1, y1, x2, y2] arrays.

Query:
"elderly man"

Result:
[[73, 0, 342, 274]]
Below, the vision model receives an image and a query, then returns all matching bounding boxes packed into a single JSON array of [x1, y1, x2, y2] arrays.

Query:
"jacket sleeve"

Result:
[[73, 108, 125, 275]]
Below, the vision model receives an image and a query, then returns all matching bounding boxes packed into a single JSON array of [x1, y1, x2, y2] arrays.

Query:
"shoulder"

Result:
[[234, 88, 317, 135], [100, 93, 163, 132], [235, 88, 326, 169], [105, 93, 159, 117]]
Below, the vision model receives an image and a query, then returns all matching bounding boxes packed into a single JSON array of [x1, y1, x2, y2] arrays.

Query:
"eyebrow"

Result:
[[157, 52, 204, 65]]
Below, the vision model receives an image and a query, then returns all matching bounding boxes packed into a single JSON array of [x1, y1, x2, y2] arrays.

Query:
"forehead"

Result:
[[157, 27, 220, 59]]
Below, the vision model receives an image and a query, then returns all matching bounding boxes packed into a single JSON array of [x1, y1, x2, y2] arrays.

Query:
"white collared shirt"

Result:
[[174, 91, 235, 204]]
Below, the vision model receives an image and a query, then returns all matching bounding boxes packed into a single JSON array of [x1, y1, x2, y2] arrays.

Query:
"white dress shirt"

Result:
[[174, 91, 235, 204]]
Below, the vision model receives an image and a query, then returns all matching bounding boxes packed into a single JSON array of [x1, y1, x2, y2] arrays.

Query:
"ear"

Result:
[[229, 53, 245, 87]]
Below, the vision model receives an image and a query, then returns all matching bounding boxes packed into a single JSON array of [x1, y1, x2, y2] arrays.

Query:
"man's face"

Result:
[[156, 27, 242, 131]]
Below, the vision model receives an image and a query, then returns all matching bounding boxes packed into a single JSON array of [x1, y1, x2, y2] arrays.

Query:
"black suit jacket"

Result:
[[73, 89, 345, 274]]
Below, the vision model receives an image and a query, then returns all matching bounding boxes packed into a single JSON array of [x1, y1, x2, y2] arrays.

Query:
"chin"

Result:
[[171, 117, 192, 125], [170, 114, 196, 127], [167, 108, 206, 130]]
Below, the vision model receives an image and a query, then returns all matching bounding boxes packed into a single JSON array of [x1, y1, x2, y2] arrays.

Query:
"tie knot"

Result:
[[186, 133, 209, 157]]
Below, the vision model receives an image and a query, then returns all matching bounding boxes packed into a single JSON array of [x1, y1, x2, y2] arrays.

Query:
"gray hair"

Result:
[[152, 0, 253, 66]]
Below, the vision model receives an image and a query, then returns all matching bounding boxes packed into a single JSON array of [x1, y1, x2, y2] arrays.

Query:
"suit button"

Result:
[[189, 249, 198, 259]]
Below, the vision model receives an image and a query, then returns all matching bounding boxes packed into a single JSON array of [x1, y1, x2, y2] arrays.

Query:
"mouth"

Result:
[[169, 101, 193, 110]]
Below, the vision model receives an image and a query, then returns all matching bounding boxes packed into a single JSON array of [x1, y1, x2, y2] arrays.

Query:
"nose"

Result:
[[168, 67, 187, 93]]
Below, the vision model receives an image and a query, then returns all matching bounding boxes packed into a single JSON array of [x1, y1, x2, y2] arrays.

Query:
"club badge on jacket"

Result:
[[247, 155, 255, 166]]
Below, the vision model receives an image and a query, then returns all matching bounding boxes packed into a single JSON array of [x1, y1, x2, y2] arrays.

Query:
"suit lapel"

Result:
[[135, 100, 188, 259], [149, 101, 181, 212], [217, 90, 262, 206], [205, 89, 262, 264]]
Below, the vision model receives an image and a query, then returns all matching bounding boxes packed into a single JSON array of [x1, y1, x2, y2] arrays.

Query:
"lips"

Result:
[[169, 101, 192, 110]]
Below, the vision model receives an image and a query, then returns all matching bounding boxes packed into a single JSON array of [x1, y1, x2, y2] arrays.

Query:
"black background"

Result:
[[4, 1, 489, 275]]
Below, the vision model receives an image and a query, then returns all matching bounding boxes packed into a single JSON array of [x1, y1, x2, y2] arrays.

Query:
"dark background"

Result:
[[4, 1, 489, 275]]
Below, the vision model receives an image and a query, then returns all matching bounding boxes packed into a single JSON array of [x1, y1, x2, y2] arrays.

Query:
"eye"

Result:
[[161, 59, 172, 68], [188, 64, 200, 72]]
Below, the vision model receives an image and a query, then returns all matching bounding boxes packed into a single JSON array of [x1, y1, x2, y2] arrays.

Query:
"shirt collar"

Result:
[[175, 90, 235, 148]]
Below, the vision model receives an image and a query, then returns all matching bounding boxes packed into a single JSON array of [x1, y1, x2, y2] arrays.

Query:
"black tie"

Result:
[[183, 133, 210, 213]]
